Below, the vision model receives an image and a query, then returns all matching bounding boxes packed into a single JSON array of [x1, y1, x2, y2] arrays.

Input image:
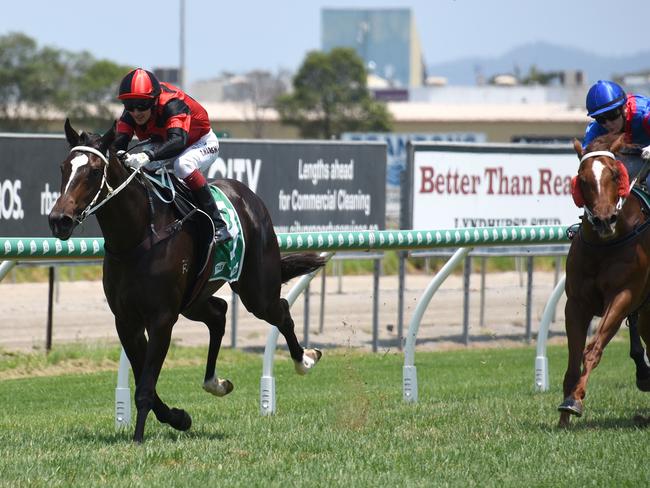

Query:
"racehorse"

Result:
[[48, 120, 326, 442], [559, 132, 650, 427]]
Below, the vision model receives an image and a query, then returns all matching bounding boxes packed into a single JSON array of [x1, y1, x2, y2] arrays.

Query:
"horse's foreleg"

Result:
[[559, 299, 591, 427], [627, 312, 650, 391], [561, 298, 628, 425], [116, 321, 185, 440], [132, 320, 190, 443], [182, 296, 233, 397]]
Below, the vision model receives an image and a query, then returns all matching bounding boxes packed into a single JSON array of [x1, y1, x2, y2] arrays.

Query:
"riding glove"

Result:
[[124, 152, 151, 169], [642, 144, 650, 161]]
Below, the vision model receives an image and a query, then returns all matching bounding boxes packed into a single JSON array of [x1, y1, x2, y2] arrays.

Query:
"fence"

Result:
[[1, 225, 570, 424]]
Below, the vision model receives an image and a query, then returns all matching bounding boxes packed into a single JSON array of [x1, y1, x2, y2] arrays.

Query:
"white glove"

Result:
[[123, 152, 150, 169], [116, 150, 126, 158], [642, 144, 650, 161]]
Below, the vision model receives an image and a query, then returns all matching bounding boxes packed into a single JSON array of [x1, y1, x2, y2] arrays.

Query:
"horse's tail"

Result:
[[280, 253, 327, 283]]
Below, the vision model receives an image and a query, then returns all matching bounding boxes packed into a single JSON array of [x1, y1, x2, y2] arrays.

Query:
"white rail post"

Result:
[[534, 274, 566, 392], [0, 260, 17, 282], [403, 247, 472, 403], [115, 348, 131, 428], [260, 252, 333, 416]]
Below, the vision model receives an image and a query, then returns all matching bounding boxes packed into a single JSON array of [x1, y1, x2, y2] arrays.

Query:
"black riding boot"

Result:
[[193, 183, 232, 244]]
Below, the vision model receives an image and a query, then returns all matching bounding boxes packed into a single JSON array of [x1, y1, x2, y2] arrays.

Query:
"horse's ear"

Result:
[[573, 138, 583, 160], [99, 122, 116, 154], [64, 118, 80, 147], [611, 134, 625, 154]]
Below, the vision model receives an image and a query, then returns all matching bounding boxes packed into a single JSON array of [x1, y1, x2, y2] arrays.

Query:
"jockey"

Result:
[[582, 80, 650, 160], [114, 68, 232, 244], [582, 80, 650, 389]]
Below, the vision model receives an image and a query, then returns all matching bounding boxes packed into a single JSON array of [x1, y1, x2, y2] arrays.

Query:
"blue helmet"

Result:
[[586, 80, 626, 117]]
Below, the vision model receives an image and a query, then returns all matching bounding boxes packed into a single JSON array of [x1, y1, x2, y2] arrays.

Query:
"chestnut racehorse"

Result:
[[559, 132, 650, 426], [48, 120, 325, 442]]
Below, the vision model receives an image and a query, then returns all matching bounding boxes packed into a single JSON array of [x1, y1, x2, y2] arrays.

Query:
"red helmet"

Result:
[[117, 68, 161, 100]]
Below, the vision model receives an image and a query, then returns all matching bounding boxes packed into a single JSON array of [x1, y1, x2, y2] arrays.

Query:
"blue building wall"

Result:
[[321, 8, 413, 87]]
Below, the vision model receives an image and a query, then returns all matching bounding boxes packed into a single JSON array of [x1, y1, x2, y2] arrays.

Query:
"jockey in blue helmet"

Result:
[[583, 81, 650, 391], [582, 80, 650, 161]]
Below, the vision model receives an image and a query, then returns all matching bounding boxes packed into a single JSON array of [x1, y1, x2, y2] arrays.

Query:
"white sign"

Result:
[[412, 149, 579, 229]]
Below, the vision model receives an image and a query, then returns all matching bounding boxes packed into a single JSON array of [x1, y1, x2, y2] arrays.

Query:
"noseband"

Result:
[[67, 145, 141, 224]]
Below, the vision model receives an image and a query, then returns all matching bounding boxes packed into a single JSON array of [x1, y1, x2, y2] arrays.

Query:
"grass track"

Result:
[[1, 341, 649, 487]]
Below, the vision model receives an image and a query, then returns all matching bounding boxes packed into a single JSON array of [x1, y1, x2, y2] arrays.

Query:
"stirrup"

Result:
[[213, 226, 232, 244], [566, 223, 581, 240]]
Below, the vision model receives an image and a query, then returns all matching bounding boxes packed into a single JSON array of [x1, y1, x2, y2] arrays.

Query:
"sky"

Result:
[[2, 0, 648, 86]]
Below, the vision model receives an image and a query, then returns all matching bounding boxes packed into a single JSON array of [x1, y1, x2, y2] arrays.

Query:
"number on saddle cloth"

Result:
[[207, 186, 245, 282]]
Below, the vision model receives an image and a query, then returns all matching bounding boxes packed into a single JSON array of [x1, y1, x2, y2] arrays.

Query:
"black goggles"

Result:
[[123, 99, 154, 112], [595, 109, 621, 125]]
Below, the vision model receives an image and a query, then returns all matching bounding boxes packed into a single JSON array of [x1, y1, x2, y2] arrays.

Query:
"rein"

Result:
[[578, 188, 650, 248], [69, 145, 143, 224]]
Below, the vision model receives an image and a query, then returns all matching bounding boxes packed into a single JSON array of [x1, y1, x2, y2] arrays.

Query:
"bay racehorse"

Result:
[[48, 120, 326, 442], [559, 132, 650, 426]]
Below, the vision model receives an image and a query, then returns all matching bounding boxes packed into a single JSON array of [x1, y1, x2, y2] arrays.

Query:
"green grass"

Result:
[[1, 341, 649, 487]]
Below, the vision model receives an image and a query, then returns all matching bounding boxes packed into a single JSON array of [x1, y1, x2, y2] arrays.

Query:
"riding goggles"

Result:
[[595, 109, 621, 125], [123, 99, 155, 112]]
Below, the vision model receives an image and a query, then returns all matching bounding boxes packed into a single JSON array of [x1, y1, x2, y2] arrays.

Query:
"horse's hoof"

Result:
[[168, 408, 192, 431], [203, 377, 234, 397], [558, 397, 583, 417], [633, 414, 650, 426], [294, 348, 322, 375], [636, 376, 650, 392], [558, 413, 571, 429]]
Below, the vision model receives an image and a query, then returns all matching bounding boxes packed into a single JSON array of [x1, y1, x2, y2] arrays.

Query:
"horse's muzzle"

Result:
[[591, 213, 617, 238], [48, 211, 77, 240]]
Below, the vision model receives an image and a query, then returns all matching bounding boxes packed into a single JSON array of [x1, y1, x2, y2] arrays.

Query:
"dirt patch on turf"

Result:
[[1, 271, 572, 354]]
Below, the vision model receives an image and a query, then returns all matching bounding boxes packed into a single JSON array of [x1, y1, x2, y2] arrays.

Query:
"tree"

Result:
[[276, 48, 392, 139], [241, 70, 288, 138], [521, 65, 561, 86], [0, 32, 131, 127]]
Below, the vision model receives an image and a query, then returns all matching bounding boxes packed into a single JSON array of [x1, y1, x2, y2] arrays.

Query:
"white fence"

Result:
[[0, 226, 569, 426]]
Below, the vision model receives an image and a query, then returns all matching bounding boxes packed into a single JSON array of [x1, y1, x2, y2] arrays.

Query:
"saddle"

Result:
[[107, 170, 241, 311]]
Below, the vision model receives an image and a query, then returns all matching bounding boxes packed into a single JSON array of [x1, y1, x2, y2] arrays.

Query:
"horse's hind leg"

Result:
[[182, 296, 233, 396], [627, 312, 650, 391], [253, 296, 321, 375]]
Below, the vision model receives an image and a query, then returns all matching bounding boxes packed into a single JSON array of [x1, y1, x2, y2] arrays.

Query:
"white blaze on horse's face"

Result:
[[590, 159, 605, 197], [64, 153, 90, 194]]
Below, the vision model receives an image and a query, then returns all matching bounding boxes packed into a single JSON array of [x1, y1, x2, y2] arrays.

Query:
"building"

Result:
[[321, 8, 425, 88]]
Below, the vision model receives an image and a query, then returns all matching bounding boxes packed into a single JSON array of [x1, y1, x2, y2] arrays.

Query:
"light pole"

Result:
[[179, 0, 186, 89]]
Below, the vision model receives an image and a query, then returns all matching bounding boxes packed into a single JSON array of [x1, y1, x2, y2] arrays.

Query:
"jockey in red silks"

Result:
[[114, 68, 231, 244]]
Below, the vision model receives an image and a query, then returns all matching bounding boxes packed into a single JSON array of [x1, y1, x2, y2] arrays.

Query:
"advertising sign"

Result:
[[403, 142, 579, 229], [0, 135, 387, 237], [214, 140, 386, 232]]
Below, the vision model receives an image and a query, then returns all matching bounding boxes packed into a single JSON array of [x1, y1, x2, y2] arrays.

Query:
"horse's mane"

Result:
[[78, 131, 101, 146], [585, 132, 628, 153]]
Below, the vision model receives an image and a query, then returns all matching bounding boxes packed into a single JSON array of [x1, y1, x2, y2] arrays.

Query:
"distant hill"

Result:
[[427, 41, 650, 86]]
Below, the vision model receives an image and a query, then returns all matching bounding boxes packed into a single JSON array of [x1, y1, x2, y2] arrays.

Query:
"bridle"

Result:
[[579, 150, 630, 226], [67, 145, 142, 224]]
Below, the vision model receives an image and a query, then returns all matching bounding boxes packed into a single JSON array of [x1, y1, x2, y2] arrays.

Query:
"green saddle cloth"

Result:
[[144, 172, 245, 282], [632, 186, 650, 211], [208, 185, 245, 282]]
